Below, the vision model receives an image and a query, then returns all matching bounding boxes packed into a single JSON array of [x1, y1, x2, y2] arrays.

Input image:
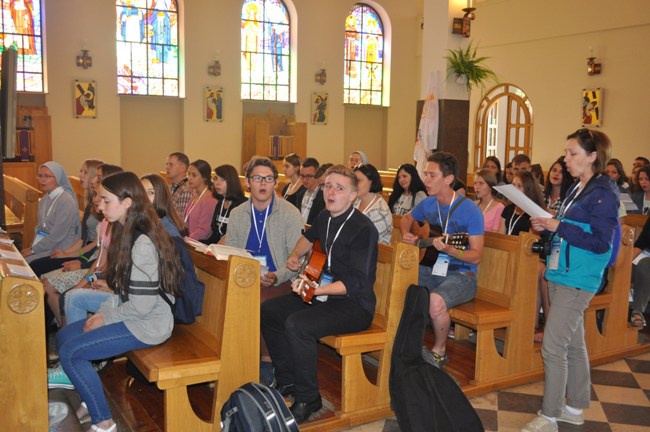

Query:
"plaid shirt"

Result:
[[171, 178, 193, 218]]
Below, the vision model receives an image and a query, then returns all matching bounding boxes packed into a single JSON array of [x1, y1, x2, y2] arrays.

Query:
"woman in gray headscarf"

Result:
[[22, 162, 81, 263]]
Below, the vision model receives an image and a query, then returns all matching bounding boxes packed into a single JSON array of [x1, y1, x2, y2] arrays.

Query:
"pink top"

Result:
[[184, 194, 218, 240], [482, 201, 505, 232]]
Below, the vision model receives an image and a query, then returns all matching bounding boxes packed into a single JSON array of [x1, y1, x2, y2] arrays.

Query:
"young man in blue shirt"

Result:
[[400, 152, 484, 367]]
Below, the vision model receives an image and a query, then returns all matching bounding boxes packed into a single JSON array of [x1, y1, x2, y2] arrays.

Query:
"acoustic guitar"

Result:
[[410, 220, 469, 267], [296, 240, 327, 304]]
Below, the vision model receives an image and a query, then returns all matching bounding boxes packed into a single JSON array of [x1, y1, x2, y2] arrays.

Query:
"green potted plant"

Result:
[[444, 41, 497, 92]]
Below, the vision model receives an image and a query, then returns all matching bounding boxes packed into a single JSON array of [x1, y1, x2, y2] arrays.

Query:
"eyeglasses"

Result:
[[249, 175, 276, 183], [37, 174, 55, 179], [300, 174, 315, 179]]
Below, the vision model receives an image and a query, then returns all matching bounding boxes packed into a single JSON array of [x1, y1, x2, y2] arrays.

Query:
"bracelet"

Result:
[[457, 249, 464, 259]]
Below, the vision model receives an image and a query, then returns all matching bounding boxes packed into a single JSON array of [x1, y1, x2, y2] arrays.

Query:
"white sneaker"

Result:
[[547, 408, 584, 425], [521, 415, 558, 432]]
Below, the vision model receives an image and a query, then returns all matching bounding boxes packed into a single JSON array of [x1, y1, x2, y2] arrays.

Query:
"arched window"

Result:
[[240, 0, 290, 101], [344, 3, 384, 105], [0, 0, 44, 92], [473, 83, 533, 172], [116, 0, 179, 96]]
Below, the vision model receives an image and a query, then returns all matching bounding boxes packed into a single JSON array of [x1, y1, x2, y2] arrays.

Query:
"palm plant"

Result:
[[444, 41, 497, 92]]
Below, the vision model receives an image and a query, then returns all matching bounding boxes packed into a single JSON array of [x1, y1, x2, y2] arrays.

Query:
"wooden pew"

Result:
[[624, 213, 648, 242], [446, 226, 649, 396], [584, 224, 648, 363], [447, 231, 540, 392], [3, 174, 43, 247], [127, 246, 260, 432], [0, 239, 47, 432], [304, 242, 419, 431]]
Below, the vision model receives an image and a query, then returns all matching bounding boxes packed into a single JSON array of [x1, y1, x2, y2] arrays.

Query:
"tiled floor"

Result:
[[342, 352, 650, 432]]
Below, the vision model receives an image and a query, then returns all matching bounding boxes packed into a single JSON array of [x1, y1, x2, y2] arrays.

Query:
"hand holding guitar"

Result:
[[292, 274, 318, 304]]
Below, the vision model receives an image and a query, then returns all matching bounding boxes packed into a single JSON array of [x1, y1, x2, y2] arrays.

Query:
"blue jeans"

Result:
[[64, 289, 111, 324], [56, 320, 151, 423]]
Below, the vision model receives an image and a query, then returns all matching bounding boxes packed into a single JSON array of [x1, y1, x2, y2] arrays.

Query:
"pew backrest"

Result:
[[3, 174, 42, 246]]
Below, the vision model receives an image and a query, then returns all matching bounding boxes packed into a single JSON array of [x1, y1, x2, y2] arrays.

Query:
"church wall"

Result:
[[469, 0, 650, 171], [41, 0, 423, 175]]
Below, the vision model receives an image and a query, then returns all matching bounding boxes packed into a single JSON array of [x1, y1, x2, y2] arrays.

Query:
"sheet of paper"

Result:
[[0, 249, 23, 260], [620, 193, 639, 212], [0, 237, 15, 245], [6, 263, 34, 277], [494, 184, 553, 219]]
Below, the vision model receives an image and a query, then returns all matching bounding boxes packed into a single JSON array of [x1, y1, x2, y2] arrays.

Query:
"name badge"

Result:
[[253, 255, 268, 275], [315, 271, 332, 302], [32, 229, 49, 247], [432, 253, 450, 277], [547, 236, 562, 270]]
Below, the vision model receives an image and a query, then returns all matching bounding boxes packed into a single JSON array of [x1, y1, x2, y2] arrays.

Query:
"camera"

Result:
[[531, 238, 552, 260]]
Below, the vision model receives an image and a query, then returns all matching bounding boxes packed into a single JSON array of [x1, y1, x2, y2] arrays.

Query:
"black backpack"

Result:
[[220, 382, 299, 432], [389, 284, 484, 432]]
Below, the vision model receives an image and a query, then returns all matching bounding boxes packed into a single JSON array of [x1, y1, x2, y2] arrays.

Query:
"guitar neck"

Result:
[[417, 233, 468, 250]]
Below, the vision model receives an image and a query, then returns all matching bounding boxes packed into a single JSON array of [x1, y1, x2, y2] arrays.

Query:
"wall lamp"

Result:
[[452, 1, 476, 38], [315, 68, 327, 85], [208, 60, 221, 76], [587, 47, 601, 75], [76, 49, 92, 69]]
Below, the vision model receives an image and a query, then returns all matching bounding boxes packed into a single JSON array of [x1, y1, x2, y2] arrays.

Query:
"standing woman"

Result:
[[184, 159, 218, 240], [388, 163, 427, 216], [53, 172, 182, 432], [280, 153, 305, 207], [201, 164, 247, 244], [631, 166, 650, 215], [22, 162, 81, 263], [544, 157, 573, 214], [523, 129, 618, 432], [499, 171, 545, 236], [473, 169, 505, 232], [353, 163, 392, 244]]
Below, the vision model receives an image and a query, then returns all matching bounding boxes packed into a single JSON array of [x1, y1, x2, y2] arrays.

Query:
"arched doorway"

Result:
[[473, 84, 533, 172]]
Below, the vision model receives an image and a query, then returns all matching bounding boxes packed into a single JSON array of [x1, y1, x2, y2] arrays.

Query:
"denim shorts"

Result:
[[418, 265, 478, 309]]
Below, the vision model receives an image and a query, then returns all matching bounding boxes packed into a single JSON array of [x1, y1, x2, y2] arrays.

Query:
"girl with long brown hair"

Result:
[[52, 171, 182, 432]]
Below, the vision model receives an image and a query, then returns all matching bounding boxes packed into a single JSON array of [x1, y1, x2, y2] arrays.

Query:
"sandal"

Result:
[[631, 312, 646, 328]]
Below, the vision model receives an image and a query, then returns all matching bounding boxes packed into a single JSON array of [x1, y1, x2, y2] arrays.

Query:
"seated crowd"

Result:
[[23, 141, 648, 430]]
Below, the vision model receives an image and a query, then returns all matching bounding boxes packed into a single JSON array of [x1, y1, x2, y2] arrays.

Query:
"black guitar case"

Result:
[[389, 284, 484, 432]]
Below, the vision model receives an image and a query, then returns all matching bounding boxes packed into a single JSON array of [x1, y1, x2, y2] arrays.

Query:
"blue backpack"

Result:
[[158, 236, 205, 324]]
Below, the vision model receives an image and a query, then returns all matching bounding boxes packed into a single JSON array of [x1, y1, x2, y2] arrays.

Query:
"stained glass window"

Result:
[[241, 0, 290, 102], [344, 4, 384, 105], [0, 0, 43, 92], [116, 0, 179, 96]]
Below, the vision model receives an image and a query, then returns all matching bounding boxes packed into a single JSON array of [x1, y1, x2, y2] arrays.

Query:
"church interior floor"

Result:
[[49, 315, 650, 431]]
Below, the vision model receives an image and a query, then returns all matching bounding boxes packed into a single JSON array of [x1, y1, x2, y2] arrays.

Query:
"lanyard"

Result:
[[184, 187, 207, 223], [361, 194, 379, 215], [325, 208, 355, 270], [251, 201, 270, 253], [557, 178, 592, 219], [481, 198, 494, 215], [216, 199, 229, 236], [436, 191, 457, 234], [507, 210, 524, 235], [42, 188, 64, 228]]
